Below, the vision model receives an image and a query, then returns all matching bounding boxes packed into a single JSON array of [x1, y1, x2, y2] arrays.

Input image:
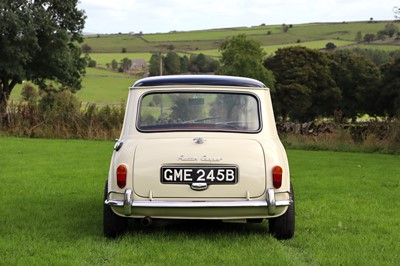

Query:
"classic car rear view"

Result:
[[104, 75, 295, 239]]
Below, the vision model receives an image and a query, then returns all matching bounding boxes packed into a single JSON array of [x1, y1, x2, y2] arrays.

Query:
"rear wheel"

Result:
[[103, 181, 128, 238], [269, 183, 295, 240]]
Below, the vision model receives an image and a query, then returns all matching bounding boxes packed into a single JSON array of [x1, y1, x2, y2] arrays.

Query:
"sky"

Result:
[[77, 0, 399, 34]]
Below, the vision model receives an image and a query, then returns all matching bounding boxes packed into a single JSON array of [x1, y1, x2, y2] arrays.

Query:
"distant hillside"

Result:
[[83, 21, 400, 53]]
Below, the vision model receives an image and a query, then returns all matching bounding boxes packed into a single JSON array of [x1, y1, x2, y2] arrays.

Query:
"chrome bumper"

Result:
[[105, 188, 292, 216]]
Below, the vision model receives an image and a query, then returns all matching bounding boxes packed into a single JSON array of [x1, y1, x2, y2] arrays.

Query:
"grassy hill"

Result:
[[9, 21, 400, 104], [83, 21, 400, 53]]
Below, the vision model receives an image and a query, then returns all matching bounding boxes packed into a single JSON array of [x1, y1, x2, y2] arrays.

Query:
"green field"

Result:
[[10, 68, 137, 105], [89, 53, 153, 67], [0, 138, 399, 265], [76, 69, 134, 104], [83, 21, 399, 53], [7, 21, 400, 105]]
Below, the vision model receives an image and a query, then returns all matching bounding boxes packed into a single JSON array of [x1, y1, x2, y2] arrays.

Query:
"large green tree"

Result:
[[328, 50, 381, 121], [376, 58, 400, 117], [0, 0, 86, 122], [264, 46, 341, 121], [149, 53, 162, 76], [164, 51, 181, 75], [218, 34, 275, 89]]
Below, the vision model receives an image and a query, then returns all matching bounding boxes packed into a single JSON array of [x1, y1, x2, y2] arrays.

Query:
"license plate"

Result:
[[161, 166, 238, 184]]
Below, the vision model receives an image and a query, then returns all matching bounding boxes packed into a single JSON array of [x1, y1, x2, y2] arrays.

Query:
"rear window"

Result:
[[137, 92, 261, 132]]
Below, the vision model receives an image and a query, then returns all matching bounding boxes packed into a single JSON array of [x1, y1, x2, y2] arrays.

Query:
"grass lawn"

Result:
[[0, 138, 399, 265]]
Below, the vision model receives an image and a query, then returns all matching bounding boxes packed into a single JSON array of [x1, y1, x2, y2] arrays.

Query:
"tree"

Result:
[[376, 58, 400, 117], [81, 44, 92, 54], [0, 0, 86, 124], [120, 58, 132, 72], [363, 33, 375, 43], [328, 50, 381, 121], [264, 46, 340, 121], [349, 48, 391, 66], [325, 42, 337, 50], [384, 23, 399, 38], [218, 34, 275, 89], [377, 30, 387, 40], [355, 31, 362, 43], [282, 24, 289, 33], [164, 52, 181, 75], [88, 60, 97, 68], [111, 59, 118, 70], [180, 55, 190, 73], [149, 54, 162, 76], [394, 6, 400, 20]]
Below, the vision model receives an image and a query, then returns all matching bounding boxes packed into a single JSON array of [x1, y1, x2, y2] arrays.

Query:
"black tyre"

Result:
[[103, 181, 128, 238], [269, 183, 295, 240]]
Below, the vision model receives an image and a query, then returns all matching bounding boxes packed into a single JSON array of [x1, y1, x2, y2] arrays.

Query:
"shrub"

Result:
[[325, 42, 337, 50], [88, 60, 97, 67], [21, 83, 39, 102]]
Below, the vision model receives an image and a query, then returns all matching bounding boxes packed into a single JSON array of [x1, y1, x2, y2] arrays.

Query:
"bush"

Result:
[[326, 42, 337, 50], [88, 60, 97, 67], [20, 83, 39, 102]]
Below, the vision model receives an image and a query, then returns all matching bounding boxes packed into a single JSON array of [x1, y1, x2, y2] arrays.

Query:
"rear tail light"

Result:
[[272, 166, 282, 189], [116, 165, 127, 188]]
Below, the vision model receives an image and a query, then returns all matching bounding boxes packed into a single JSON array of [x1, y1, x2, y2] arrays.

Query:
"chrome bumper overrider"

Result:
[[105, 188, 292, 216]]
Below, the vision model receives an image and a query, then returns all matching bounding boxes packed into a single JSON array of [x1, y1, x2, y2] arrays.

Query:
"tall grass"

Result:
[[2, 91, 125, 140], [280, 121, 400, 155]]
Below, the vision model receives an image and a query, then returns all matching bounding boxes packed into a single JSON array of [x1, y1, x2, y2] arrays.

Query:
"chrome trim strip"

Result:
[[106, 200, 291, 208], [105, 189, 292, 216]]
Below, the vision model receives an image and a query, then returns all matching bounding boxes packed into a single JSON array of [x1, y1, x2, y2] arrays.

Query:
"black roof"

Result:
[[132, 75, 266, 88]]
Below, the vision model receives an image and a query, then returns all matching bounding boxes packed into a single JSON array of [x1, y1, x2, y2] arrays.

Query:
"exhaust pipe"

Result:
[[141, 217, 153, 226]]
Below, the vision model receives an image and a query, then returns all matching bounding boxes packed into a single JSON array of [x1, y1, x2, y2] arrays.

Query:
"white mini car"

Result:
[[104, 75, 295, 239]]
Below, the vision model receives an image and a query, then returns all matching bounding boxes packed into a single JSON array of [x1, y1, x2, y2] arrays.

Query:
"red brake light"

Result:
[[116, 165, 127, 188], [272, 166, 282, 189]]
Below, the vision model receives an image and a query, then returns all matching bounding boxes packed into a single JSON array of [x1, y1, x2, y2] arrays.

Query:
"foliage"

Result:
[[349, 48, 392, 66], [327, 50, 381, 121], [325, 42, 337, 50], [355, 31, 362, 43], [3, 87, 124, 139], [363, 33, 375, 43], [81, 44, 92, 54], [149, 54, 162, 76], [119, 57, 132, 72], [111, 59, 118, 70], [395, 6, 400, 20], [0, 0, 86, 121], [88, 60, 97, 68], [218, 34, 275, 89], [384, 23, 399, 37], [264, 46, 340, 121], [189, 53, 219, 73], [148, 52, 219, 76], [180, 55, 190, 73], [164, 51, 181, 75], [376, 58, 400, 117], [20, 83, 39, 103]]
